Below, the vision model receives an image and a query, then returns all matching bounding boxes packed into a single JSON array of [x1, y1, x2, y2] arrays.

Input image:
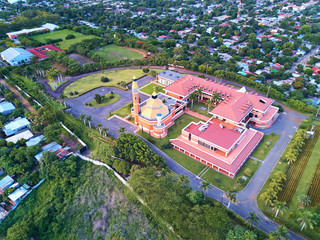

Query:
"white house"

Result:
[[0, 48, 34, 66]]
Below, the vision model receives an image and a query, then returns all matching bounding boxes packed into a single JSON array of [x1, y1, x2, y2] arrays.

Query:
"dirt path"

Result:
[[0, 79, 37, 114], [120, 46, 151, 59]]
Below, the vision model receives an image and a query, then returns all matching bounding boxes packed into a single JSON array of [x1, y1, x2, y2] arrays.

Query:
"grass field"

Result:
[[251, 134, 280, 160], [111, 102, 133, 118], [64, 69, 146, 97], [140, 83, 165, 95], [30, 29, 100, 50], [202, 158, 261, 191], [87, 93, 120, 107], [188, 101, 213, 118], [91, 45, 142, 62]]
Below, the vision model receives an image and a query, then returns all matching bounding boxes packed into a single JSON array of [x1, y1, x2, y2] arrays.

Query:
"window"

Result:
[[135, 97, 137, 100], [198, 140, 211, 149]]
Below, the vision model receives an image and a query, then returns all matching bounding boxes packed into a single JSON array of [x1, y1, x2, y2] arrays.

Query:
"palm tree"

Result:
[[272, 200, 288, 218], [80, 113, 86, 125], [58, 94, 67, 108], [118, 127, 126, 133], [196, 88, 203, 103], [86, 115, 92, 128], [199, 181, 212, 200], [270, 225, 290, 239], [225, 191, 238, 210], [298, 211, 316, 231], [102, 127, 109, 137], [245, 212, 261, 228], [297, 194, 311, 207], [211, 92, 220, 107], [179, 174, 189, 184], [189, 92, 197, 108], [97, 123, 102, 135], [206, 99, 212, 113]]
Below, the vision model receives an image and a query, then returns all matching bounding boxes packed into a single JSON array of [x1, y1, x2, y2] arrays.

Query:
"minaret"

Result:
[[132, 76, 140, 123]]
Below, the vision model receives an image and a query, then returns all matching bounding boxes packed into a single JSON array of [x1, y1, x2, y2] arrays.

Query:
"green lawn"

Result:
[[202, 158, 261, 191], [87, 93, 120, 107], [138, 113, 205, 174], [140, 83, 165, 95], [111, 102, 133, 118], [251, 134, 280, 160], [188, 101, 213, 118], [91, 44, 142, 62], [30, 29, 100, 50], [64, 69, 146, 98]]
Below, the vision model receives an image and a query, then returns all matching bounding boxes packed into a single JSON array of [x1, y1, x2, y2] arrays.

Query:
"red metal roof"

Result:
[[27, 44, 64, 59]]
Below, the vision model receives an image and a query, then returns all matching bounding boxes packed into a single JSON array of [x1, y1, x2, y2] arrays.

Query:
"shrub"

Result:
[[69, 91, 74, 96], [237, 177, 245, 184], [101, 76, 109, 82], [214, 177, 221, 183], [161, 141, 172, 149], [244, 168, 252, 177], [110, 91, 114, 95], [142, 68, 149, 73], [288, 211, 296, 218], [109, 95, 114, 99], [65, 34, 76, 40], [74, 91, 79, 95]]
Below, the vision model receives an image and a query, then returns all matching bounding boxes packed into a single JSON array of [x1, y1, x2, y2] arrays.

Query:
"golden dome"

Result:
[[141, 93, 169, 119]]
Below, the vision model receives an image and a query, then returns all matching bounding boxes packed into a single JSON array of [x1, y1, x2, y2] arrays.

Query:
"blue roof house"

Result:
[[0, 175, 14, 194], [0, 47, 34, 66], [2, 117, 30, 136], [0, 101, 15, 115], [157, 70, 184, 86], [8, 184, 30, 205]]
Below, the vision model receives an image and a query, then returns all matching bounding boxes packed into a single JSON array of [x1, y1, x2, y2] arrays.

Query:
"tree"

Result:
[[304, 68, 314, 77], [199, 181, 212, 200], [225, 191, 238, 210], [226, 225, 257, 240], [80, 113, 86, 125], [206, 99, 212, 113], [6, 220, 30, 240], [187, 190, 203, 205], [102, 127, 109, 137], [301, 25, 312, 34], [94, 94, 102, 104], [272, 200, 288, 218], [211, 92, 220, 106], [297, 194, 311, 207], [179, 174, 189, 184], [269, 225, 290, 240], [189, 92, 197, 108], [43, 123, 62, 143], [298, 211, 316, 231], [196, 88, 203, 103], [97, 123, 102, 135], [118, 127, 126, 133], [58, 94, 67, 108], [86, 115, 92, 128], [245, 212, 261, 228], [296, 64, 304, 73]]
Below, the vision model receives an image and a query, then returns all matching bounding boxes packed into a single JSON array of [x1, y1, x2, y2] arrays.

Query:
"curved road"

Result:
[[38, 66, 308, 239]]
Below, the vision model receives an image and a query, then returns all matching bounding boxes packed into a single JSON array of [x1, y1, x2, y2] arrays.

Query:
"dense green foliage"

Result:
[[129, 167, 233, 239]]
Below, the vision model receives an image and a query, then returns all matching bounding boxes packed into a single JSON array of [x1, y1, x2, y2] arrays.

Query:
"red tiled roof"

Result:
[[170, 130, 263, 175], [27, 44, 64, 59], [27, 48, 48, 59], [184, 122, 241, 150], [164, 75, 274, 123]]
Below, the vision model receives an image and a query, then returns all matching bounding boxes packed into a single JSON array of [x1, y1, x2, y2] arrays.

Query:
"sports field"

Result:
[[64, 69, 146, 97], [30, 29, 100, 50], [91, 45, 142, 62]]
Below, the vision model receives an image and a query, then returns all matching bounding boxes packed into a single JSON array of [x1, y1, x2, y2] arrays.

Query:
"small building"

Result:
[[8, 184, 30, 205], [0, 48, 35, 66], [27, 44, 64, 61], [35, 141, 71, 162], [157, 70, 184, 86], [0, 206, 8, 221], [5, 130, 34, 144], [0, 176, 14, 194], [6, 23, 59, 39], [2, 117, 31, 136], [26, 135, 45, 147], [7, 0, 26, 4], [0, 101, 15, 115]]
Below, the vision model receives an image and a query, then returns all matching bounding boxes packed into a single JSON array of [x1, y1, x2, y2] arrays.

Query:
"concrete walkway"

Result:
[[185, 109, 210, 121]]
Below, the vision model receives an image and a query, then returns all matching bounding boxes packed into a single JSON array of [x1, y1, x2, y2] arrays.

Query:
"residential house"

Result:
[[0, 101, 15, 115], [5, 130, 34, 144], [0, 176, 14, 194], [2, 117, 31, 136], [8, 184, 30, 205]]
